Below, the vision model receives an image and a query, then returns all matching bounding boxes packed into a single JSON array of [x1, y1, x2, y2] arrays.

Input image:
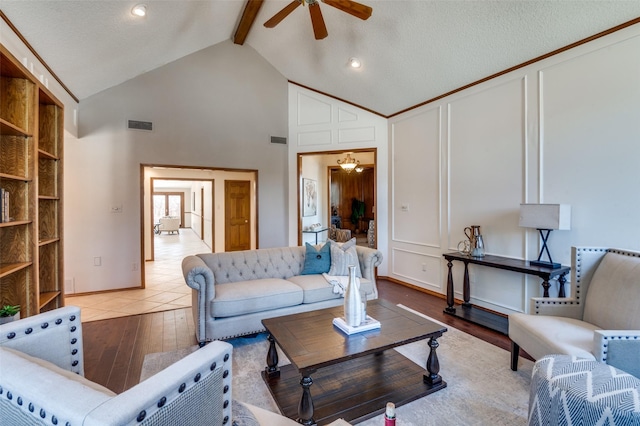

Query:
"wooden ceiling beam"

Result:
[[233, 0, 265, 45]]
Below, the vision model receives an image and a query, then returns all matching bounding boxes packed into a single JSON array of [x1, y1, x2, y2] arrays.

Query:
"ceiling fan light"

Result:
[[131, 4, 147, 17], [349, 57, 361, 69]]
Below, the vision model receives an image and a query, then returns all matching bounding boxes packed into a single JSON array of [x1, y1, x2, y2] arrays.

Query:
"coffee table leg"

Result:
[[265, 334, 280, 379], [423, 337, 442, 385], [298, 375, 315, 426]]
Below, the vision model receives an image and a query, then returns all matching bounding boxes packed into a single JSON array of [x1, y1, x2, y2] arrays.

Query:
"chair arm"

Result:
[[182, 255, 215, 344], [0, 306, 84, 375], [356, 246, 383, 298], [530, 296, 584, 319], [593, 330, 640, 378], [85, 341, 233, 426]]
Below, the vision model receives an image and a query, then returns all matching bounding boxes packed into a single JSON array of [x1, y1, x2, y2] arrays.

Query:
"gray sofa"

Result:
[[182, 244, 383, 344]]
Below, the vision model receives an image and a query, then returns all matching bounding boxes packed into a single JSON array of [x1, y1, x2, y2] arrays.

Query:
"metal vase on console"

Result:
[[344, 265, 362, 327], [464, 225, 485, 257]]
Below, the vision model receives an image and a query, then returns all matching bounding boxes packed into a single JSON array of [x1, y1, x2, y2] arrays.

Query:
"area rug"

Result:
[[140, 305, 533, 425]]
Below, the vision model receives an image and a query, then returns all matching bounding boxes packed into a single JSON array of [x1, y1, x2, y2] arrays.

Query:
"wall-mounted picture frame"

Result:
[[302, 178, 317, 217]]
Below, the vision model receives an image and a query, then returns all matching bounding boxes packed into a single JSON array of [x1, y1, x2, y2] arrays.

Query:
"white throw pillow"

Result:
[[328, 238, 362, 277]]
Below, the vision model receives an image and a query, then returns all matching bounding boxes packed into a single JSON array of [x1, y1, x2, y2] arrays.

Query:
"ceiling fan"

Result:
[[264, 0, 372, 40]]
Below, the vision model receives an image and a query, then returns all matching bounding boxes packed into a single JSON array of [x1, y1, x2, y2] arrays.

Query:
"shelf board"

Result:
[[39, 291, 60, 309], [0, 117, 31, 137], [0, 262, 32, 278], [38, 149, 59, 160], [0, 172, 31, 182], [39, 237, 60, 247], [0, 220, 31, 228], [38, 195, 59, 200]]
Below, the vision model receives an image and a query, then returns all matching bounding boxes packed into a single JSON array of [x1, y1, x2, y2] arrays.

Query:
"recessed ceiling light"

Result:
[[349, 58, 362, 69], [131, 4, 147, 17]]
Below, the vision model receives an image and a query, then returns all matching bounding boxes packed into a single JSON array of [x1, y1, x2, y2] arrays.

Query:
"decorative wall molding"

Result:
[[391, 248, 441, 291], [298, 130, 332, 146]]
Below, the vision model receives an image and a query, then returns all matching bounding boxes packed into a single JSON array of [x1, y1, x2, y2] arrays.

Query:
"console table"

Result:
[[302, 227, 328, 244], [442, 252, 570, 334]]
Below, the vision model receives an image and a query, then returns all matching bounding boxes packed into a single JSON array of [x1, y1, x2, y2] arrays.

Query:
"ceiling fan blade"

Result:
[[309, 3, 328, 40], [322, 0, 372, 20], [264, 1, 301, 28]]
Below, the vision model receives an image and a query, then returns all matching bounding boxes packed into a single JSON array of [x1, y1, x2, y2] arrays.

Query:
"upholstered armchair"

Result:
[[0, 306, 316, 425], [528, 355, 640, 425], [509, 247, 640, 378], [159, 216, 180, 234]]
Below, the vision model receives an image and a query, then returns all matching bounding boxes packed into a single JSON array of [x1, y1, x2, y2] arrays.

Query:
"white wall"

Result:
[[65, 40, 287, 293], [288, 85, 389, 274], [388, 23, 640, 314]]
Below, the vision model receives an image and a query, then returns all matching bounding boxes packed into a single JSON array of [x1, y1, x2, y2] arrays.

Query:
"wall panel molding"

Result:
[[391, 248, 442, 291]]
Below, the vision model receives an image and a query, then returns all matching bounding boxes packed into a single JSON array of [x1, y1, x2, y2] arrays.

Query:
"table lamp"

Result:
[[519, 204, 571, 269]]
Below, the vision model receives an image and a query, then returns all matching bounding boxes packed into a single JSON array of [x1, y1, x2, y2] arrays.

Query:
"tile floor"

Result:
[[67, 228, 209, 322]]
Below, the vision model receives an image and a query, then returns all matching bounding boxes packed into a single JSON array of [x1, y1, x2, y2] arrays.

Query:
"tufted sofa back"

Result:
[[197, 247, 306, 284]]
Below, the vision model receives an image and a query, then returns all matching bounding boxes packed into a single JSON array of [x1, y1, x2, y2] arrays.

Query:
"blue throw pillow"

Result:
[[301, 242, 331, 275]]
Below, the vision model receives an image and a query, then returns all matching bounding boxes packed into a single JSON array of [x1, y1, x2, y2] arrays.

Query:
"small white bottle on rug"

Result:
[[384, 402, 396, 426]]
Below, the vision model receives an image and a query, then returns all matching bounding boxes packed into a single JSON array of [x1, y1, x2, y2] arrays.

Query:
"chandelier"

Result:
[[337, 153, 360, 174]]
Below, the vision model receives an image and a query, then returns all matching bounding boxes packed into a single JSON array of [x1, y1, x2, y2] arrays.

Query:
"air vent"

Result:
[[270, 136, 287, 145], [128, 120, 153, 131]]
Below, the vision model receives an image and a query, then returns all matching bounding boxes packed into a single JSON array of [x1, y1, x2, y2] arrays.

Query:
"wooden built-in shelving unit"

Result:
[[0, 44, 64, 317]]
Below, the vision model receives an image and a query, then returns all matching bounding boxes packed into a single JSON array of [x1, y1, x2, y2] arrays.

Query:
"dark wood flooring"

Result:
[[82, 279, 517, 393]]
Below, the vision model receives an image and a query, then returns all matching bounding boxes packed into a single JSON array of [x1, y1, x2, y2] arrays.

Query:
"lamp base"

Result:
[[529, 259, 562, 269]]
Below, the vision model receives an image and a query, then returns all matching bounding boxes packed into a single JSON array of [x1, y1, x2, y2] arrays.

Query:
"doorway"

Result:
[[141, 165, 259, 288], [297, 149, 376, 247], [153, 192, 184, 228]]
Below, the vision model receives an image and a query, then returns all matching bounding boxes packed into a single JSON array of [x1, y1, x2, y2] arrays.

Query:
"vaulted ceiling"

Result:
[[2, 1, 639, 116]]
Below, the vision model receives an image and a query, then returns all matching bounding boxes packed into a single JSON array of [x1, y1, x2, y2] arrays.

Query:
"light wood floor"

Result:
[[82, 279, 517, 394], [67, 228, 209, 322]]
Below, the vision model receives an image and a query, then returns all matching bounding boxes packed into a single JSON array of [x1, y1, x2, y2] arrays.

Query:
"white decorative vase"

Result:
[[344, 265, 362, 327]]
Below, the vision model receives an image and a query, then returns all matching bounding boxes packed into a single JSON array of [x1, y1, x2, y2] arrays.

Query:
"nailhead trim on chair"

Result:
[[4, 313, 81, 372], [1, 311, 82, 426], [132, 350, 232, 424]]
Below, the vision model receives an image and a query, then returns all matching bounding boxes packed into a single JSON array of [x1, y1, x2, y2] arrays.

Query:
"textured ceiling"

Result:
[[2, 1, 639, 116]]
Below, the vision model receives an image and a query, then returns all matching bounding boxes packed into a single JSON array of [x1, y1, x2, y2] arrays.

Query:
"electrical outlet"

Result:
[[401, 203, 409, 212], [94, 257, 102, 266], [422, 263, 427, 272], [132, 263, 139, 271]]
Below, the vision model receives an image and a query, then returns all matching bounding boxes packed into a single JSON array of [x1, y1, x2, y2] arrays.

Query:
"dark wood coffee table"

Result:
[[261, 299, 447, 425]]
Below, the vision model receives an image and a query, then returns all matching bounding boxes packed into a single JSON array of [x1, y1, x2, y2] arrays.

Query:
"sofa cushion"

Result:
[[301, 243, 331, 275], [508, 313, 598, 360], [287, 275, 375, 304], [211, 279, 304, 318], [328, 239, 362, 277], [583, 252, 640, 329], [287, 275, 341, 304]]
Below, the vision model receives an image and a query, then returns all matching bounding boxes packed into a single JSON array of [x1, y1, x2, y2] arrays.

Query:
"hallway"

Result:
[[66, 228, 208, 322]]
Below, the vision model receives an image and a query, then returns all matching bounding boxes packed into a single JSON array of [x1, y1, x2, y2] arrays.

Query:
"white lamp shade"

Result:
[[519, 204, 571, 230]]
